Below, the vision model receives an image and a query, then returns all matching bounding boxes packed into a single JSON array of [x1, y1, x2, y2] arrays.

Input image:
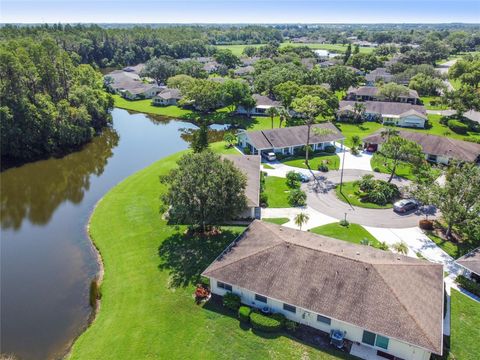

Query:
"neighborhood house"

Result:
[[339, 101, 428, 128], [363, 129, 480, 164], [222, 155, 261, 219], [152, 88, 182, 106], [236, 94, 282, 116], [365, 68, 395, 85], [456, 247, 480, 282], [104, 70, 161, 100], [203, 221, 444, 360], [237, 123, 344, 156], [346, 86, 421, 105]]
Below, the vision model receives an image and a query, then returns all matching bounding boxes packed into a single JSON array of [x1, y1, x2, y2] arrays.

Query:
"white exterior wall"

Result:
[[396, 115, 426, 129], [209, 278, 433, 360]]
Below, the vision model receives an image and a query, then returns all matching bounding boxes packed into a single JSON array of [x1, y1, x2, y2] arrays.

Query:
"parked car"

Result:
[[393, 199, 418, 213], [297, 172, 310, 183], [262, 152, 276, 162]]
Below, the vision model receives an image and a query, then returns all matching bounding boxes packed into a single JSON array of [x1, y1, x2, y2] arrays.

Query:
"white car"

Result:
[[393, 199, 419, 213], [262, 152, 276, 162]]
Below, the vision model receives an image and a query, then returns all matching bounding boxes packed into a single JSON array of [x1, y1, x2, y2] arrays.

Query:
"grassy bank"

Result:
[[449, 290, 480, 360], [68, 145, 351, 359], [310, 222, 381, 248], [281, 153, 340, 171]]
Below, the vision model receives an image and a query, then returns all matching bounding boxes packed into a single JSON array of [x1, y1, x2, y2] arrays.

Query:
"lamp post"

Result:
[[340, 139, 346, 191]]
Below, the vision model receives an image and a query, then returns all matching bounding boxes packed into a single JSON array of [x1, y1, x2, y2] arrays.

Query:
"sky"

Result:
[[1, 0, 479, 24]]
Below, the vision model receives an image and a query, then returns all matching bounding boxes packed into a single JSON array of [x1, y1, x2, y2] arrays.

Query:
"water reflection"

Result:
[[0, 128, 119, 230]]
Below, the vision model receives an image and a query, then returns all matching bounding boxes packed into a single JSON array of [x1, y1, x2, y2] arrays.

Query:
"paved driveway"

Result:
[[303, 169, 438, 228]]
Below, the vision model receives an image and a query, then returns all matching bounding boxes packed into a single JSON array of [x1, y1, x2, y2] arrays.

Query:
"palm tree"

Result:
[[266, 107, 278, 129], [294, 212, 310, 231], [353, 102, 366, 123], [350, 135, 362, 155], [392, 241, 409, 255], [277, 108, 290, 128], [381, 127, 399, 140]]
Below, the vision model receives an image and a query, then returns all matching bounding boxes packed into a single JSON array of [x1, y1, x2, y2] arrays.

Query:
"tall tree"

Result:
[[140, 57, 178, 85], [378, 83, 410, 101], [343, 44, 352, 65], [191, 121, 209, 153], [273, 81, 300, 109], [214, 49, 240, 69], [160, 150, 247, 233], [292, 95, 331, 167], [266, 106, 278, 129], [379, 135, 424, 182]]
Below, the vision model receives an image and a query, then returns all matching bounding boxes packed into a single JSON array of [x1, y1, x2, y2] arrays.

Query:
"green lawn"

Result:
[[264, 176, 292, 208], [113, 95, 282, 131], [425, 231, 476, 259], [68, 144, 353, 360], [262, 164, 275, 169], [420, 96, 448, 110], [281, 152, 340, 171], [335, 181, 394, 209], [449, 289, 480, 360], [262, 217, 290, 225], [333, 122, 383, 147], [310, 222, 382, 248], [370, 153, 442, 181], [214, 42, 374, 56]]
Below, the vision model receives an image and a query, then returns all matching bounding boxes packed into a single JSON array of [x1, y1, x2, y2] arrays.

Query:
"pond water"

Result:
[[0, 108, 228, 360]]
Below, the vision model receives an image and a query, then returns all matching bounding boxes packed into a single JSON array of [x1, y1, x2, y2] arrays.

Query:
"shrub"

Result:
[[260, 192, 268, 207], [357, 174, 375, 192], [419, 219, 434, 230], [243, 147, 251, 155], [318, 164, 329, 172], [285, 319, 299, 332], [339, 219, 349, 227], [288, 189, 307, 207], [362, 180, 399, 205], [373, 167, 380, 172], [238, 306, 252, 322], [286, 171, 301, 188], [324, 145, 336, 154], [89, 278, 102, 308], [377, 241, 390, 251], [447, 119, 468, 135], [250, 311, 283, 332], [223, 293, 241, 311], [456, 275, 480, 297]]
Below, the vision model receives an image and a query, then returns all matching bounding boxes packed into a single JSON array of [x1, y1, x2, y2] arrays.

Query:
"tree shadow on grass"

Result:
[[158, 229, 240, 288]]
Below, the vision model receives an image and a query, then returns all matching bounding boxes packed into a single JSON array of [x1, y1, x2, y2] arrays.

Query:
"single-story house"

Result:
[[456, 247, 480, 282], [122, 63, 145, 75], [237, 123, 344, 156], [234, 65, 255, 76], [353, 40, 378, 47], [104, 70, 161, 100], [203, 61, 220, 73], [236, 94, 282, 116], [362, 129, 480, 164], [152, 88, 182, 106], [222, 155, 261, 219], [202, 220, 444, 360], [240, 57, 260, 66], [365, 68, 394, 86], [346, 86, 420, 105], [338, 101, 427, 128]]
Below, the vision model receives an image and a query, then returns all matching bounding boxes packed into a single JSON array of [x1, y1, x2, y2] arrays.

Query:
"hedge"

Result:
[[456, 275, 480, 297], [238, 306, 251, 322], [448, 119, 468, 135], [250, 311, 284, 332]]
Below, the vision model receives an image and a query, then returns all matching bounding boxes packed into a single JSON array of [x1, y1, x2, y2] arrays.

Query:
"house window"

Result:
[[217, 281, 232, 292], [283, 303, 296, 313], [255, 294, 268, 303], [375, 335, 389, 349], [362, 330, 376, 346], [317, 315, 331, 325]]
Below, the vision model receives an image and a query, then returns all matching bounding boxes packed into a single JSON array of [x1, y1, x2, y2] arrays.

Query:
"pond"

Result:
[[0, 108, 230, 360]]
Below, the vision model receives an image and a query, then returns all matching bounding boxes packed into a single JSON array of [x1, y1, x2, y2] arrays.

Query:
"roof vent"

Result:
[[356, 252, 360, 255]]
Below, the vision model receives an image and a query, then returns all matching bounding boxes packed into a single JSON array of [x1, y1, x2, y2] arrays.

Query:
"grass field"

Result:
[[370, 154, 417, 180], [281, 153, 340, 171], [310, 222, 381, 248], [333, 122, 383, 147], [448, 290, 480, 360], [68, 144, 353, 360], [264, 176, 292, 208], [335, 181, 394, 209], [420, 96, 448, 110], [214, 42, 374, 56], [425, 231, 476, 259], [262, 217, 290, 225]]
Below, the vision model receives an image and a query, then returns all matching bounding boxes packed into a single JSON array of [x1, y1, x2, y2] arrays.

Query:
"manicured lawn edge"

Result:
[[335, 181, 393, 209], [310, 222, 382, 248]]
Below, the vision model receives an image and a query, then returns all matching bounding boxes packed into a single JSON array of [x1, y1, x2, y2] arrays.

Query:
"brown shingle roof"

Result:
[[245, 123, 345, 150], [365, 68, 394, 83], [203, 220, 444, 354], [252, 94, 281, 107], [340, 100, 426, 116], [363, 129, 480, 162], [347, 86, 419, 99], [457, 247, 480, 275], [222, 155, 260, 207], [156, 88, 182, 100]]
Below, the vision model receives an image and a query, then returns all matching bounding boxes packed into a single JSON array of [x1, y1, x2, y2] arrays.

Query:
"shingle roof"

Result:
[[339, 100, 426, 116], [156, 88, 182, 100], [104, 70, 159, 94], [244, 123, 345, 150], [363, 129, 480, 162], [203, 220, 444, 354], [456, 247, 480, 275], [252, 94, 281, 107], [347, 86, 419, 99], [222, 155, 260, 207], [365, 68, 394, 82]]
